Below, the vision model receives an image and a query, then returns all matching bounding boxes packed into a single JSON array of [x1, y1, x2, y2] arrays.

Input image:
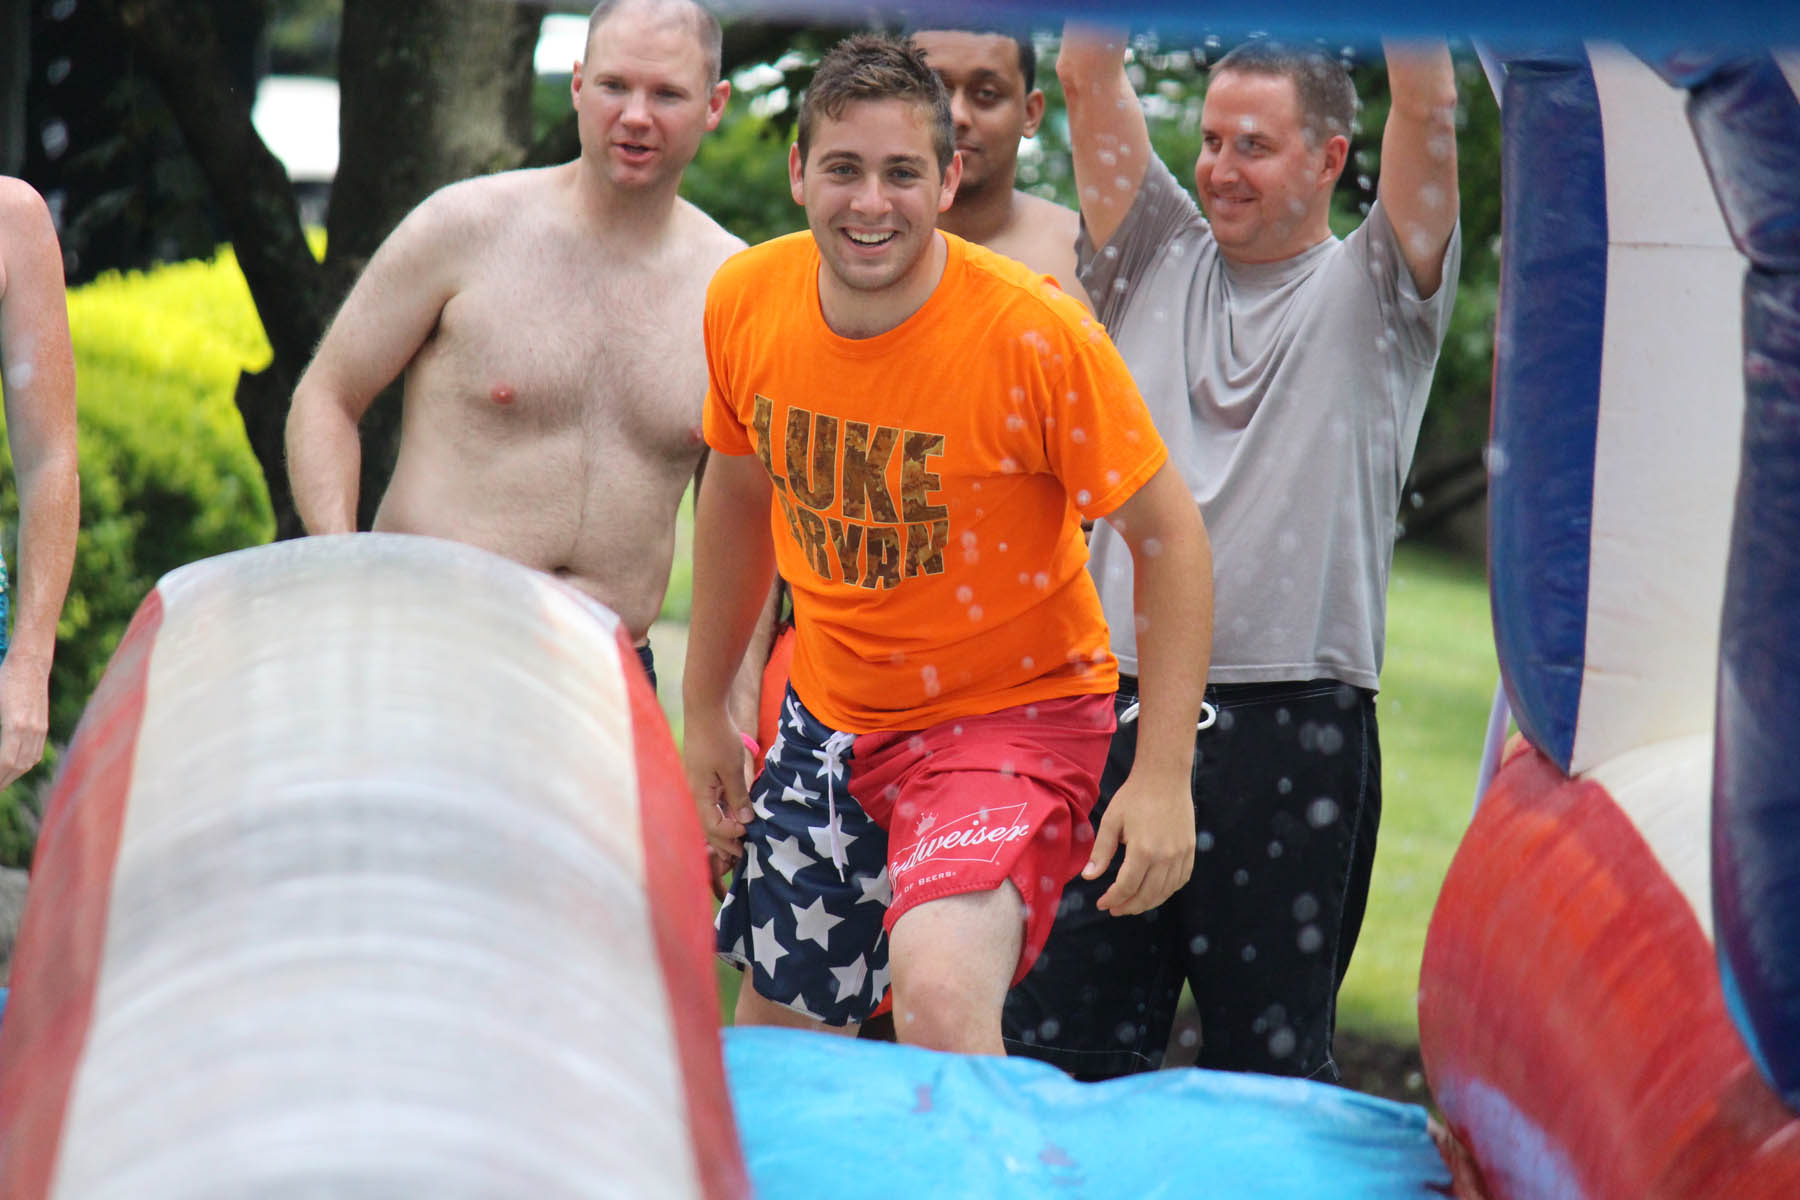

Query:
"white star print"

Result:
[[790, 896, 845, 950], [856, 866, 891, 906], [811, 730, 855, 781], [807, 811, 858, 863], [767, 728, 787, 764], [784, 694, 806, 735], [782, 776, 822, 807], [765, 834, 811, 883], [744, 844, 762, 880], [751, 919, 787, 975], [869, 957, 892, 1002], [830, 955, 869, 1003]]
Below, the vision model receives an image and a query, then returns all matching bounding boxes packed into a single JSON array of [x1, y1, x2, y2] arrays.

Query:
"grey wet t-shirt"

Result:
[[1082, 155, 1461, 690]]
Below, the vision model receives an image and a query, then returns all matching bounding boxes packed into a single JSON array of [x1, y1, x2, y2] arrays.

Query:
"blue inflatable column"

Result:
[[1661, 52, 1800, 1110]]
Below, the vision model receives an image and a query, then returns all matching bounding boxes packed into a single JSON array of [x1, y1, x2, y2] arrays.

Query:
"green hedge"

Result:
[[0, 250, 275, 864]]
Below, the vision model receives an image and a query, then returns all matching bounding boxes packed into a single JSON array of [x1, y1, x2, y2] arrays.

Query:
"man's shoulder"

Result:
[[956, 236, 1095, 333], [1012, 190, 1081, 236], [673, 197, 748, 260], [405, 167, 553, 239], [709, 231, 812, 297]]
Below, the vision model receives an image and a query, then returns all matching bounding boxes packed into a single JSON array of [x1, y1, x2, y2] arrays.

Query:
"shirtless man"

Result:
[[0, 178, 79, 787], [912, 27, 1090, 307], [286, 0, 741, 689]]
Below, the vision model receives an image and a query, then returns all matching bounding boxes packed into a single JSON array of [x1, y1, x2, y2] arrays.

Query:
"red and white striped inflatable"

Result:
[[0, 534, 745, 1199]]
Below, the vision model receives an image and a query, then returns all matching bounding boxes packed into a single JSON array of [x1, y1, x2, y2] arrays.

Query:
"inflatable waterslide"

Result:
[[2, 6, 1799, 1199]]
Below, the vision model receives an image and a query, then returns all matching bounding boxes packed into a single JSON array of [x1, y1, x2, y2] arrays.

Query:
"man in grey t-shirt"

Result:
[[1002, 29, 1461, 1080]]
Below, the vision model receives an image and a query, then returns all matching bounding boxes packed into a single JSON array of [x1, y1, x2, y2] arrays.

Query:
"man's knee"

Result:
[[888, 884, 1025, 1054]]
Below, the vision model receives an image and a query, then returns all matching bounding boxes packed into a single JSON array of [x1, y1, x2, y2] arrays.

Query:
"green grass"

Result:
[[668, 533, 1497, 1044], [1336, 542, 1497, 1043]]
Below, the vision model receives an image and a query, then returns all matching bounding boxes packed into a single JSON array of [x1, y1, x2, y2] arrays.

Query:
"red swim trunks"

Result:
[[717, 684, 1114, 1024]]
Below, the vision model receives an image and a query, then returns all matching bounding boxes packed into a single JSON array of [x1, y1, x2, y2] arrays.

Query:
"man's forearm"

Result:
[[285, 394, 364, 534], [683, 461, 777, 721], [1129, 517, 1214, 779], [7, 450, 78, 666]]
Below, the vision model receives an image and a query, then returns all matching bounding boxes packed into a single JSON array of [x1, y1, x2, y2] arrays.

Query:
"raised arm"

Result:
[[0, 180, 80, 787], [1056, 24, 1154, 250], [1376, 41, 1460, 296], [285, 192, 465, 533]]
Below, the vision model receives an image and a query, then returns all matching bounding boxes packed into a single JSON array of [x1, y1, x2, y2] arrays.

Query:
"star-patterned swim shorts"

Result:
[[716, 684, 1114, 1026]]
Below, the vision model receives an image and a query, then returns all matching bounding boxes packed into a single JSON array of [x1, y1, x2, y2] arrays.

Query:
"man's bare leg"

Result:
[[734, 983, 861, 1036], [889, 883, 1025, 1055]]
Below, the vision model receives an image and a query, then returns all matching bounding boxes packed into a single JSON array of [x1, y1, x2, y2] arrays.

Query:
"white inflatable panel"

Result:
[[1571, 46, 1746, 776]]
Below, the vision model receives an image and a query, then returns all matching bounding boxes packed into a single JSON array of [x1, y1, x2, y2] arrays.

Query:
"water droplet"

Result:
[[1306, 798, 1340, 827], [1189, 934, 1210, 954], [1297, 924, 1324, 953], [1039, 1017, 1062, 1039], [39, 119, 69, 159], [956, 585, 974, 603], [1143, 536, 1164, 558], [1268, 1027, 1297, 1058], [1267, 840, 1284, 858], [1276, 776, 1292, 795], [1240, 944, 1257, 962], [1021, 657, 1035, 671], [968, 605, 983, 621], [46, 58, 71, 85], [1484, 442, 1510, 475], [1196, 831, 1215, 852], [1233, 868, 1249, 886], [1076, 488, 1091, 505], [1316, 724, 1344, 755]]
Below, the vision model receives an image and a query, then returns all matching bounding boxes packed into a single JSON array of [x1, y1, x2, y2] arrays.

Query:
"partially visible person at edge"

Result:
[[683, 33, 1213, 1056], [0, 178, 80, 789], [1005, 27, 1462, 1081], [285, 0, 757, 726]]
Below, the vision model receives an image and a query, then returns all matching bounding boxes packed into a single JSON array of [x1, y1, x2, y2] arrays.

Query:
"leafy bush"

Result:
[[0, 249, 275, 864]]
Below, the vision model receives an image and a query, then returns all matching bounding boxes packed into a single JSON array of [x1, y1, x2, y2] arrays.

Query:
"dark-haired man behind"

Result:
[[1006, 30, 1461, 1081], [912, 27, 1089, 307]]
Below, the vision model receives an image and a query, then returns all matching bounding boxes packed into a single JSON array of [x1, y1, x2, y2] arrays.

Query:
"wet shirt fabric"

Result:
[[717, 685, 1114, 1026], [704, 230, 1167, 732], [1079, 155, 1462, 690]]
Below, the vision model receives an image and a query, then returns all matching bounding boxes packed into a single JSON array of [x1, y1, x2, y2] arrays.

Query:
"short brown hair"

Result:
[[1211, 41, 1357, 148], [796, 34, 955, 173], [586, 0, 723, 85]]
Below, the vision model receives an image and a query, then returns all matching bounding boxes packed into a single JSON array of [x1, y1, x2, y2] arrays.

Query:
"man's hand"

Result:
[[1083, 766, 1195, 916], [0, 653, 51, 789], [683, 708, 755, 899]]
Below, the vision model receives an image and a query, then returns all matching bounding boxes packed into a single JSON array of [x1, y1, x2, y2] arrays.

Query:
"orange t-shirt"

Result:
[[704, 231, 1168, 732]]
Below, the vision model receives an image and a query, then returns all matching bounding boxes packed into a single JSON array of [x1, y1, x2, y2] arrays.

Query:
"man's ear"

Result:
[[1022, 88, 1047, 138], [570, 61, 584, 111], [1320, 133, 1350, 187], [705, 80, 731, 132], [938, 150, 964, 213], [789, 142, 806, 206]]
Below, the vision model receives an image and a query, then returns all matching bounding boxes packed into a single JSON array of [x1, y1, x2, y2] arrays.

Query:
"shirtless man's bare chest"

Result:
[[374, 174, 740, 638]]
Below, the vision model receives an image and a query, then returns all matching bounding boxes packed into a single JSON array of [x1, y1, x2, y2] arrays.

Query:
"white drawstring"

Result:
[[1118, 698, 1218, 731], [813, 730, 856, 880]]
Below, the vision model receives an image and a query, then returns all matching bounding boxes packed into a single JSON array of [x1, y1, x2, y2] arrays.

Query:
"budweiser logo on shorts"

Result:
[[893, 803, 1033, 880]]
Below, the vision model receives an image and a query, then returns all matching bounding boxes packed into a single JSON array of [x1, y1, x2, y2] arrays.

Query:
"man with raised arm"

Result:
[[683, 34, 1211, 1056], [0, 178, 79, 788], [912, 26, 1090, 307], [286, 0, 741, 693], [1008, 30, 1462, 1080]]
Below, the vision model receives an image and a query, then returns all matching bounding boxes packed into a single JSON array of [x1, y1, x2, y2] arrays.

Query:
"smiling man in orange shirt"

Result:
[[682, 34, 1212, 1056]]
